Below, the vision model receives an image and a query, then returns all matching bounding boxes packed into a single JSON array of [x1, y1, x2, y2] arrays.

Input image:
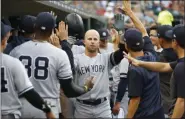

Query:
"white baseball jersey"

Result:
[[74, 53, 114, 100], [1, 53, 33, 116], [10, 40, 72, 99]]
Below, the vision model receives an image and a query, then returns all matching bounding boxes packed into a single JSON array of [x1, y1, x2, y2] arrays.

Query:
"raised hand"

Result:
[[123, 51, 140, 66], [55, 21, 68, 41], [117, 0, 132, 15], [49, 30, 61, 48]]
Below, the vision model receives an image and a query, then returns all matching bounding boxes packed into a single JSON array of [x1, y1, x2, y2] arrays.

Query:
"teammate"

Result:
[[4, 15, 36, 54], [119, 1, 164, 119], [1, 22, 55, 119], [124, 24, 185, 119], [56, 13, 86, 118], [73, 29, 126, 118], [9, 12, 93, 118]]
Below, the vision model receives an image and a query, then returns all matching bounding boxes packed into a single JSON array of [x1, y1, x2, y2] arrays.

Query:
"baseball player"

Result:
[[4, 15, 36, 54], [73, 29, 126, 118], [1, 22, 55, 119], [9, 12, 93, 118], [58, 13, 86, 118]]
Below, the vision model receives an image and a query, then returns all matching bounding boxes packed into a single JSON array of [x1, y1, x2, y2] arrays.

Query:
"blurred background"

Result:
[[2, 0, 185, 31]]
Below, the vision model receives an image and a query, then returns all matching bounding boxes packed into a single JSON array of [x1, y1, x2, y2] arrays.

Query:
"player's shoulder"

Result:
[[2, 53, 22, 67], [10, 41, 31, 53], [74, 52, 85, 58]]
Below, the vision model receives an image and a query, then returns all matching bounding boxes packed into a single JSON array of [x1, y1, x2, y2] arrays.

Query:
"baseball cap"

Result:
[[1, 22, 13, 40], [35, 12, 56, 31], [97, 28, 110, 40], [166, 24, 185, 48], [124, 28, 144, 50], [157, 25, 173, 40], [19, 15, 36, 33]]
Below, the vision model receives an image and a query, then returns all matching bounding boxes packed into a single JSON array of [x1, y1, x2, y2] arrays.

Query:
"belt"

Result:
[[77, 97, 107, 106]]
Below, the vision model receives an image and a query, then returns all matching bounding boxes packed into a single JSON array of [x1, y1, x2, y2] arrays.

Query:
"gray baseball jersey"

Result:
[[1, 53, 33, 116], [74, 53, 114, 100], [10, 40, 72, 99], [71, 45, 85, 55]]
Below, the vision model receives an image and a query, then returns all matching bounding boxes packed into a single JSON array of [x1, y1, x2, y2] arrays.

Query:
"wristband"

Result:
[[42, 102, 51, 113], [84, 85, 88, 92]]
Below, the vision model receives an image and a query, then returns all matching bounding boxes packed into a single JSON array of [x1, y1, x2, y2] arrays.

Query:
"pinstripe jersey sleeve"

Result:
[[57, 50, 73, 80], [13, 58, 33, 96]]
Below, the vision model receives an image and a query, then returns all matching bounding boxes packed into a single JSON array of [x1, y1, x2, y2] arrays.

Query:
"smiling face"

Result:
[[149, 29, 159, 46], [84, 30, 100, 53]]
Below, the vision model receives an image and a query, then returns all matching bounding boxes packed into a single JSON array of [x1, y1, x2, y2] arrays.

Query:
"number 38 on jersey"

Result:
[[19, 56, 49, 80]]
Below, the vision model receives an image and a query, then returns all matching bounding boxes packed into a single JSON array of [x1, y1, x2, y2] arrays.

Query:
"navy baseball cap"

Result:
[[157, 25, 173, 40], [35, 12, 56, 31], [19, 15, 36, 33], [1, 22, 13, 40], [97, 28, 110, 40], [124, 28, 144, 50], [166, 24, 185, 48]]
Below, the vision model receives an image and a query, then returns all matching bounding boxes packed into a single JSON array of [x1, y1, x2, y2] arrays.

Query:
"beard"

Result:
[[87, 47, 97, 53]]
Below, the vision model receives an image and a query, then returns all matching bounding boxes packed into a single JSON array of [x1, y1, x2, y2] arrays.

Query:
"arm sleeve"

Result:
[[110, 47, 124, 66], [116, 76, 128, 102], [57, 51, 73, 80], [13, 59, 33, 96], [60, 40, 75, 75], [60, 78, 86, 98], [128, 69, 143, 97], [21, 89, 51, 113], [116, 58, 129, 102], [175, 64, 185, 98]]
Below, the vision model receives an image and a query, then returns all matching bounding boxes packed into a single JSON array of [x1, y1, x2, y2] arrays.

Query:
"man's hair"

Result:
[[150, 25, 158, 31], [126, 44, 143, 52]]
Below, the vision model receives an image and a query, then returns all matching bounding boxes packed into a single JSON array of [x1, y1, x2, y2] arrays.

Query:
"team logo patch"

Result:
[[136, 42, 140, 45], [102, 32, 107, 37]]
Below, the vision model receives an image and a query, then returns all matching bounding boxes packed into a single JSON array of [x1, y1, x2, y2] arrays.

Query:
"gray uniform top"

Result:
[[74, 53, 114, 100], [10, 40, 72, 99], [1, 53, 33, 116], [71, 45, 85, 55]]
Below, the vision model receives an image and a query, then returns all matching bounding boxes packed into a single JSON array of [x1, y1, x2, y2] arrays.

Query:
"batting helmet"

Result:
[[65, 13, 84, 39]]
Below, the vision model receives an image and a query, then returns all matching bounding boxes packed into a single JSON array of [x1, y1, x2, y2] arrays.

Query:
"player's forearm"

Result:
[[60, 78, 86, 98], [171, 98, 185, 119], [126, 97, 140, 118], [139, 61, 172, 73], [127, 11, 148, 37], [21, 89, 51, 113]]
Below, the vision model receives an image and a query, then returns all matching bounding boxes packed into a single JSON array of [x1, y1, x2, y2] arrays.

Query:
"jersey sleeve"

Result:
[[57, 51, 73, 80], [12, 59, 33, 96], [9, 47, 17, 57], [169, 61, 178, 70]]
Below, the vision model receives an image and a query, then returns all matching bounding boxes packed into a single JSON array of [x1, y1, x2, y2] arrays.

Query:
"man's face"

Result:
[[2, 32, 11, 50], [99, 39, 108, 48], [172, 39, 178, 52], [84, 30, 100, 53], [149, 30, 159, 46]]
